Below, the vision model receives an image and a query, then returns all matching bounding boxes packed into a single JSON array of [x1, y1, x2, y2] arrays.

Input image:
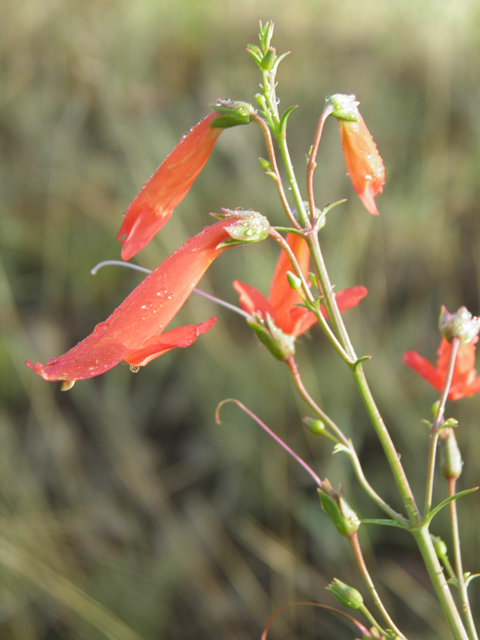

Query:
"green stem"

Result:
[[424, 337, 460, 515], [286, 356, 408, 527], [306, 104, 334, 224], [349, 532, 406, 639], [448, 477, 478, 640], [251, 112, 301, 230], [306, 230, 356, 362], [412, 527, 469, 640], [352, 363, 420, 525]]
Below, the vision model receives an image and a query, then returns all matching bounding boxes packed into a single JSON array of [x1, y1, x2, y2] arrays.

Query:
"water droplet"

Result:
[[93, 322, 109, 337], [129, 365, 141, 373], [47, 357, 58, 365], [167, 294, 175, 300], [141, 302, 153, 310]]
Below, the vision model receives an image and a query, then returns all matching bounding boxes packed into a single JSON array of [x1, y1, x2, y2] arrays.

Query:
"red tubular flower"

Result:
[[26, 217, 248, 386], [338, 112, 385, 216], [403, 337, 480, 400], [118, 112, 223, 260], [232, 233, 367, 338]]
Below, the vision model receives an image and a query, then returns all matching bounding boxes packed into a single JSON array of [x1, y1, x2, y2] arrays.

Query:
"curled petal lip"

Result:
[[233, 233, 367, 338], [403, 337, 480, 400]]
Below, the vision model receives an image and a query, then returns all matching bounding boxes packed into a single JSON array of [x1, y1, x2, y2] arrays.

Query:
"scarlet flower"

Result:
[[118, 112, 224, 260], [232, 233, 367, 338], [403, 337, 480, 401], [26, 216, 251, 387], [338, 112, 385, 216]]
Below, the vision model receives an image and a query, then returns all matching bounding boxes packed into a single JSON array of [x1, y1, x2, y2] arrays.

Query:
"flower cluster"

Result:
[[27, 94, 374, 388]]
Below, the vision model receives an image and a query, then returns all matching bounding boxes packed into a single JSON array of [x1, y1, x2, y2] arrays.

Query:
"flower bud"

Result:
[[440, 429, 463, 480], [217, 209, 270, 247], [247, 314, 296, 361], [318, 480, 360, 536], [210, 100, 255, 128], [303, 417, 326, 435], [431, 534, 448, 559], [286, 271, 302, 291], [439, 305, 480, 345], [325, 93, 360, 122], [327, 578, 364, 610]]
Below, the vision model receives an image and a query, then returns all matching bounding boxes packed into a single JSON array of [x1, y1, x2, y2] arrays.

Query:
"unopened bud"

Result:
[[432, 535, 448, 559], [219, 209, 270, 247], [439, 305, 480, 345], [247, 314, 296, 361], [286, 271, 302, 291], [210, 100, 255, 128], [327, 578, 364, 610], [318, 480, 360, 536], [303, 417, 326, 435], [325, 93, 360, 122], [440, 429, 463, 480]]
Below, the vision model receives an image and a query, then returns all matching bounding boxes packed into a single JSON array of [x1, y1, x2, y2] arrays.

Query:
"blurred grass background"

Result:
[[2, 0, 480, 638]]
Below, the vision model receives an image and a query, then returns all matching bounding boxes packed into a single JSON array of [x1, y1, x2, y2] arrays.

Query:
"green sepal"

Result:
[[278, 105, 298, 138], [215, 209, 270, 248], [260, 47, 277, 71], [308, 272, 318, 288], [247, 315, 296, 361], [326, 578, 364, 610], [325, 93, 360, 122], [210, 100, 255, 128], [318, 482, 360, 537], [258, 157, 272, 172], [424, 487, 479, 527], [246, 44, 263, 65]]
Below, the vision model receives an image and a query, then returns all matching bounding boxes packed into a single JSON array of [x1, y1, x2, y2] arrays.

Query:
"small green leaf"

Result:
[[278, 105, 298, 138], [424, 487, 479, 526]]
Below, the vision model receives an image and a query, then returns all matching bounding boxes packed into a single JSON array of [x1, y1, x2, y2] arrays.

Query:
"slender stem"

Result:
[[286, 356, 409, 527], [251, 113, 300, 230], [285, 355, 346, 445], [448, 477, 478, 640], [349, 532, 406, 639], [352, 364, 421, 525], [424, 338, 460, 515], [216, 399, 323, 487], [412, 526, 469, 640], [306, 230, 357, 362], [306, 104, 334, 224], [90, 260, 252, 318]]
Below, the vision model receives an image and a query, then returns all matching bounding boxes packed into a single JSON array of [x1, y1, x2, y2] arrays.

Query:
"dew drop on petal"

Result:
[[93, 322, 109, 337], [129, 365, 141, 373]]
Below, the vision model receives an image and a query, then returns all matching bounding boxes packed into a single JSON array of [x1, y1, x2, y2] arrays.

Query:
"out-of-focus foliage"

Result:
[[2, 0, 480, 638]]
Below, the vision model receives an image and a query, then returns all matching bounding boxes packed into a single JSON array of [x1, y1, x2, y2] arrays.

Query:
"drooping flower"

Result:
[[118, 101, 254, 260], [326, 94, 385, 216], [232, 233, 368, 339], [27, 213, 266, 387], [118, 113, 223, 260], [403, 337, 480, 401]]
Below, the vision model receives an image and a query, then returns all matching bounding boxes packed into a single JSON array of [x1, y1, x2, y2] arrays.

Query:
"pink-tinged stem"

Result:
[[216, 399, 322, 487]]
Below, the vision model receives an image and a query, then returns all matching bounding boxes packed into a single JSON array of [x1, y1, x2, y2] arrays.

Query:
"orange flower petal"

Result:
[[118, 113, 223, 260], [339, 113, 385, 216]]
